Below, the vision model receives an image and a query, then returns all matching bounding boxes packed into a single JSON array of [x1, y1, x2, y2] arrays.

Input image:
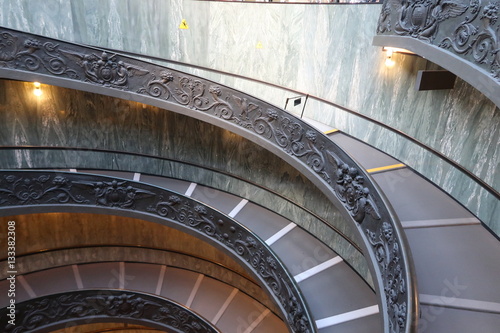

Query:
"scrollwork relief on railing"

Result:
[[0, 290, 220, 333], [377, 0, 500, 82], [62, 50, 150, 88], [0, 31, 78, 78], [0, 171, 313, 333], [0, 27, 416, 332]]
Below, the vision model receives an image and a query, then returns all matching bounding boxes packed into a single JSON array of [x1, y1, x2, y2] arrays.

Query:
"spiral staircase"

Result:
[[0, 2, 499, 332]]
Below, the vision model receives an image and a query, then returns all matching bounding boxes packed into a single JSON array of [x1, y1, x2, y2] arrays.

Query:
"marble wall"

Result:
[[0, 1, 497, 225]]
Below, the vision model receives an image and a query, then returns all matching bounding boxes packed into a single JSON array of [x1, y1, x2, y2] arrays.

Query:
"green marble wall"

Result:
[[1, 0, 495, 227], [0, 0, 497, 242]]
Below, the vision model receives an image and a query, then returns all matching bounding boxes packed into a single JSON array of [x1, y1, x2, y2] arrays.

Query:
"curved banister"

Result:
[[374, 0, 500, 108], [0, 245, 263, 280], [98, 44, 499, 235], [0, 147, 373, 287], [0, 245, 265, 287], [0, 170, 314, 333], [0, 27, 417, 332], [0, 289, 221, 333]]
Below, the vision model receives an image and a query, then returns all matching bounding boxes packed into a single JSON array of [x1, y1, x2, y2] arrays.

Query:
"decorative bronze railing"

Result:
[[375, 0, 500, 107], [0, 170, 313, 332], [0, 289, 220, 333], [0, 27, 417, 332]]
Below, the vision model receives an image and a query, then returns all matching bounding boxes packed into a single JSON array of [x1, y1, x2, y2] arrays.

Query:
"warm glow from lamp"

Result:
[[385, 49, 395, 68], [33, 82, 42, 96]]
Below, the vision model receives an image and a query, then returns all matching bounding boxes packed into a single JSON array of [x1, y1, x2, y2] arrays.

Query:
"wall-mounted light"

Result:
[[385, 48, 395, 68], [382, 47, 416, 68], [382, 47, 415, 55], [33, 82, 42, 96]]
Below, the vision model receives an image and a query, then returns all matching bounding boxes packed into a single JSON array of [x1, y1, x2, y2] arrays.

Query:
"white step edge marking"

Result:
[[212, 288, 238, 324], [69, 169, 77, 173], [133, 172, 141, 181], [265, 223, 296, 246], [72, 265, 84, 289], [186, 274, 204, 308], [17, 275, 37, 298], [420, 294, 500, 314], [294, 256, 343, 283], [243, 309, 271, 333], [155, 265, 167, 295], [402, 217, 480, 229], [185, 182, 197, 197], [228, 199, 249, 218], [119, 262, 125, 289], [315, 305, 379, 329]]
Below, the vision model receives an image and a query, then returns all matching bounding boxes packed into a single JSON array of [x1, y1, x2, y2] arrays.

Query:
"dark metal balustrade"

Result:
[[0, 170, 313, 333], [0, 289, 221, 333], [0, 27, 417, 332], [374, 0, 500, 107]]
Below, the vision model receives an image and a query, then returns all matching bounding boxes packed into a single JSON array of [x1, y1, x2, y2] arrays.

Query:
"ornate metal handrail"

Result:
[[0, 170, 314, 333], [0, 289, 220, 333], [0, 27, 417, 332], [375, 0, 500, 107]]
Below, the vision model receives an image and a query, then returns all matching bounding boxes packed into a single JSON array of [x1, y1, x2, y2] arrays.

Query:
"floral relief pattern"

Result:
[[147, 193, 310, 332], [61, 50, 150, 88], [0, 174, 88, 205], [368, 222, 407, 333], [0, 171, 313, 333], [0, 290, 219, 333], [377, 0, 500, 82], [0, 28, 414, 333], [440, 1, 500, 80], [0, 32, 77, 78]]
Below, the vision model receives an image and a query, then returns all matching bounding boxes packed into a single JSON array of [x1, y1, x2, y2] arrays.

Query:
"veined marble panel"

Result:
[[0, 1, 497, 228]]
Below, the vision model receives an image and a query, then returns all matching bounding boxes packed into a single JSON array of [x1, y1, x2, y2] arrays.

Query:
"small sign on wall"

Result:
[[179, 19, 189, 30]]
